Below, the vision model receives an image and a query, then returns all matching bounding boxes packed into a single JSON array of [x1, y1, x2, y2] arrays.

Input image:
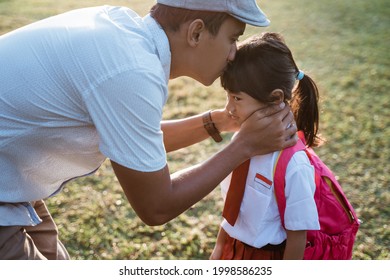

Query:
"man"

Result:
[[0, 0, 296, 259]]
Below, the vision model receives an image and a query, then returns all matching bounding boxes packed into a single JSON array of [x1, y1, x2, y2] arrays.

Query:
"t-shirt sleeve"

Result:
[[83, 67, 167, 172], [284, 151, 320, 230]]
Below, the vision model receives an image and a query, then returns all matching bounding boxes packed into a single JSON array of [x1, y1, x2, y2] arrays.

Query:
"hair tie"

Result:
[[296, 70, 305, 81]]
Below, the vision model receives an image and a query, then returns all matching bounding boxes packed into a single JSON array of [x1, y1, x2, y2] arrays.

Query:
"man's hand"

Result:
[[232, 103, 297, 158]]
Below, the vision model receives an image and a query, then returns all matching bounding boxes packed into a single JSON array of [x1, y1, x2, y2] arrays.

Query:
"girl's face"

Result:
[[225, 91, 268, 126]]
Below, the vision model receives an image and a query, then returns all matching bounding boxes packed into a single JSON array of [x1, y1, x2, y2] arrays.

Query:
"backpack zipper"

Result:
[[325, 177, 355, 223]]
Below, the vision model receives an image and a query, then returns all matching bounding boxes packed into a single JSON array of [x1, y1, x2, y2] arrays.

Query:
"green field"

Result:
[[1, 0, 389, 259]]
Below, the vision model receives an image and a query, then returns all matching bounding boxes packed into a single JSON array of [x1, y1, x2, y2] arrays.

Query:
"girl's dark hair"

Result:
[[150, 4, 230, 36], [221, 32, 321, 147]]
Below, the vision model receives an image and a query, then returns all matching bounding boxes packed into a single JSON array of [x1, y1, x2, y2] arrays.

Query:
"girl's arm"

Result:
[[210, 226, 228, 260], [283, 230, 307, 260]]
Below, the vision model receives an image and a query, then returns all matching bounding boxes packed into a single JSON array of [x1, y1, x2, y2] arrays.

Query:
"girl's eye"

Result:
[[233, 96, 241, 101]]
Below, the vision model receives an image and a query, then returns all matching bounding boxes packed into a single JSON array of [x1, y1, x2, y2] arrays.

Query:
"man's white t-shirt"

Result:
[[0, 6, 171, 225]]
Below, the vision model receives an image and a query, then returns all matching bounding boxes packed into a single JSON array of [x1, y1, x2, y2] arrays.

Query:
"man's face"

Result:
[[194, 17, 245, 86]]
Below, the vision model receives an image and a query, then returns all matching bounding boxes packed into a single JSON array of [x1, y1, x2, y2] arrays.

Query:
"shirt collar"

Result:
[[143, 14, 171, 83]]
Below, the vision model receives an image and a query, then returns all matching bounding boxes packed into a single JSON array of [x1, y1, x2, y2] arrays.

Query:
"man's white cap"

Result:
[[156, 0, 270, 27]]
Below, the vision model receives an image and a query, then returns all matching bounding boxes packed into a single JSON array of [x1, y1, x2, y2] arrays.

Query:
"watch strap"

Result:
[[202, 111, 223, 143]]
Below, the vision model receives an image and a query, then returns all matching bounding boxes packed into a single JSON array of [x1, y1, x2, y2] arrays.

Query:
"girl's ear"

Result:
[[187, 19, 206, 47], [269, 89, 284, 105]]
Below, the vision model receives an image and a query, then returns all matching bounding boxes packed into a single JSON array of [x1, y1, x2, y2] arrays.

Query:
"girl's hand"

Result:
[[210, 227, 228, 260], [210, 244, 224, 260]]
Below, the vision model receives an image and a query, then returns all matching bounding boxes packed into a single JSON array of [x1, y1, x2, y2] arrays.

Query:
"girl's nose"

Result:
[[226, 98, 235, 113]]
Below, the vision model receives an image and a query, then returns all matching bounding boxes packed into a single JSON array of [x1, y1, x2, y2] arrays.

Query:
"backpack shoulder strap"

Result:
[[273, 132, 306, 227]]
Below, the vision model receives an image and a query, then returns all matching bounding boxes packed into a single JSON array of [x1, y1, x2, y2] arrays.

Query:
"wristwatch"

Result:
[[202, 111, 223, 143]]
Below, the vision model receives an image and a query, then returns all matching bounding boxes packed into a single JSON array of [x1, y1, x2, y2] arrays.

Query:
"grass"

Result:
[[1, 0, 389, 259]]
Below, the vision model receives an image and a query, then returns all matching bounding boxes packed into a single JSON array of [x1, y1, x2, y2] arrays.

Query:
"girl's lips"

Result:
[[228, 110, 238, 120]]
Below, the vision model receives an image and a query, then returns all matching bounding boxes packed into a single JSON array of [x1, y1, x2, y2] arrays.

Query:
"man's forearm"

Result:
[[112, 138, 247, 226], [161, 114, 209, 152], [161, 110, 229, 152], [168, 139, 247, 216]]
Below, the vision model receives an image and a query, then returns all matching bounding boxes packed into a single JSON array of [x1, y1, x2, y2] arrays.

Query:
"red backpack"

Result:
[[274, 131, 360, 259]]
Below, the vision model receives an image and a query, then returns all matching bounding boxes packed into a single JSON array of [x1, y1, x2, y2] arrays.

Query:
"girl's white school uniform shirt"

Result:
[[221, 150, 320, 248]]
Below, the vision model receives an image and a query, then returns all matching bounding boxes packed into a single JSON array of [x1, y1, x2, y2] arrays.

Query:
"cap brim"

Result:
[[231, 15, 270, 27]]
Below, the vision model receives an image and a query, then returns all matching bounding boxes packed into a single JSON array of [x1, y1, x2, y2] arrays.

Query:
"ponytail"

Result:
[[290, 73, 322, 147]]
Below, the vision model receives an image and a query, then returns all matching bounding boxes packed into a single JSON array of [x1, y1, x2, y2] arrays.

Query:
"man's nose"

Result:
[[227, 44, 237, 63]]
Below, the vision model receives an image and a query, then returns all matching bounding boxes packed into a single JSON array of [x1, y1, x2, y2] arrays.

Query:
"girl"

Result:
[[211, 32, 321, 260]]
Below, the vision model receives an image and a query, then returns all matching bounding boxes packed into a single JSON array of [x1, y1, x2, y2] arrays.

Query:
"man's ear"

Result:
[[187, 19, 206, 47], [269, 89, 284, 105]]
